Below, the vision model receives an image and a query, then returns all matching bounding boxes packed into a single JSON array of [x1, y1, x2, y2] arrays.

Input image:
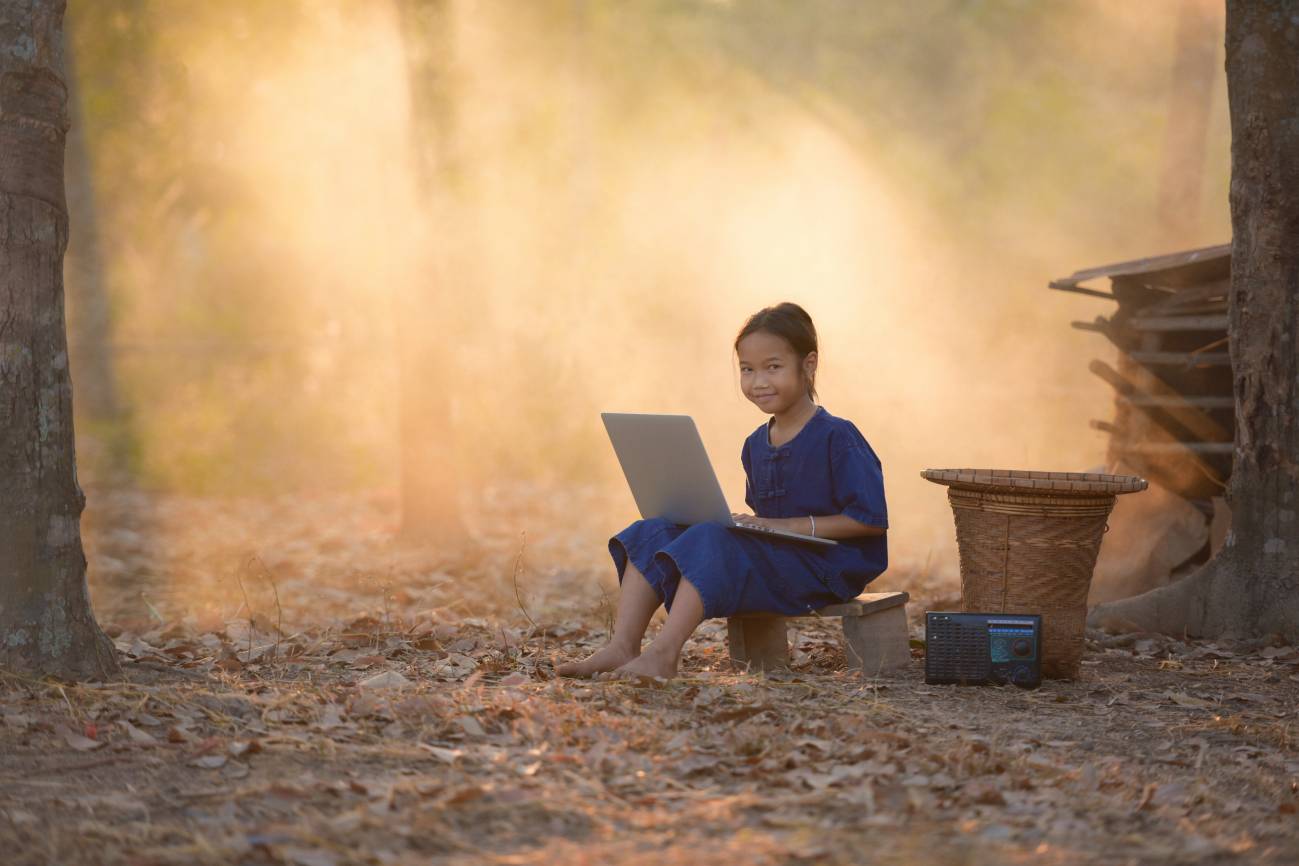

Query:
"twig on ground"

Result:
[[244, 554, 284, 661], [597, 580, 615, 639], [512, 532, 538, 631], [382, 571, 394, 637], [233, 558, 256, 663], [510, 532, 551, 669], [138, 592, 165, 624], [54, 684, 81, 723]]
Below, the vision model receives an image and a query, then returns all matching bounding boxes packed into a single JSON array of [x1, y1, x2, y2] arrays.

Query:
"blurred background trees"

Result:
[[62, 0, 1230, 565]]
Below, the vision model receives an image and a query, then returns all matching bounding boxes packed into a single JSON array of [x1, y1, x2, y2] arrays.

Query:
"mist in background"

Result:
[[64, 0, 1230, 585]]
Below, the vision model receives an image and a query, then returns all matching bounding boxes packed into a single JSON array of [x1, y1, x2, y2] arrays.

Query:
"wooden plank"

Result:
[[727, 618, 788, 671], [732, 591, 909, 620], [1127, 314, 1229, 331], [1089, 419, 1119, 434], [1138, 278, 1230, 316], [813, 591, 909, 619], [1115, 442, 1234, 455], [1128, 350, 1231, 367], [1121, 394, 1233, 410], [842, 605, 911, 675], [1117, 452, 1223, 499], [1071, 319, 1110, 334], [1049, 244, 1230, 289], [1050, 284, 1117, 300], [1088, 359, 1231, 442]]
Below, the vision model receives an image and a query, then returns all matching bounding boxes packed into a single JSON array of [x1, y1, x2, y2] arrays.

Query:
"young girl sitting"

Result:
[[558, 302, 888, 680]]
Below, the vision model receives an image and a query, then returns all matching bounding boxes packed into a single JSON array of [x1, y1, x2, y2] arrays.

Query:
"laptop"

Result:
[[601, 412, 837, 547]]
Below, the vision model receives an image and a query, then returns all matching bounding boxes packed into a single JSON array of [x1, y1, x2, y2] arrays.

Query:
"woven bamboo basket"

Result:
[[922, 469, 1148, 679]]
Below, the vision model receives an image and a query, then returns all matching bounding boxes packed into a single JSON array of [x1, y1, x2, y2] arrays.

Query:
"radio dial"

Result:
[[1011, 638, 1032, 657]]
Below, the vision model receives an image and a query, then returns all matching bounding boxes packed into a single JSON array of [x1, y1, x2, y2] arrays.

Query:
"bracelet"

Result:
[[808, 515, 817, 537]]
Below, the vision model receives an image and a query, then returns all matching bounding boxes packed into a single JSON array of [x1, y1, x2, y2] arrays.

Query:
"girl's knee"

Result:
[[681, 521, 729, 541]]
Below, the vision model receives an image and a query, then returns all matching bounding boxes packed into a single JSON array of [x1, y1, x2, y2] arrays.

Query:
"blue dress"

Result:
[[609, 406, 888, 619]]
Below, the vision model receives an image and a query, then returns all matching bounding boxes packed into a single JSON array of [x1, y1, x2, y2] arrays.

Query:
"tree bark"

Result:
[[0, 0, 118, 679], [1090, 0, 1299, 641]]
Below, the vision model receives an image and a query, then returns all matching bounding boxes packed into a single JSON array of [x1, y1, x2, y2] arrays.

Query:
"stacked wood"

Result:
[[1050, 243, 1232, 506]]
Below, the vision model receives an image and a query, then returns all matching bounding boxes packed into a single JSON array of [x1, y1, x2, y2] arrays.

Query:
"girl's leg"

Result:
[[603, 576, 705, 680], [556, 561, 660, 677]]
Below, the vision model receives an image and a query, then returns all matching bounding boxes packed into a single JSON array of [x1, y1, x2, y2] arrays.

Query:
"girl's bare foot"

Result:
[[600, 646, 678, 681], [556, 643, 639, 678]]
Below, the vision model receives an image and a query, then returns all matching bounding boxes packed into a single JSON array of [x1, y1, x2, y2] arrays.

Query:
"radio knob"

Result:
[[1012, 638, 1032, 657], [1010, 666, 1035, 687]]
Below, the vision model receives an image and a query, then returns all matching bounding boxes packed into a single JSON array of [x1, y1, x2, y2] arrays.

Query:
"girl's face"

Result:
[[736, 330, 817, 416]]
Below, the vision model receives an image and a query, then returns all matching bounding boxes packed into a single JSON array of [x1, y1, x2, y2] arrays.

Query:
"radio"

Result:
[[925, 612, 1042, 688]]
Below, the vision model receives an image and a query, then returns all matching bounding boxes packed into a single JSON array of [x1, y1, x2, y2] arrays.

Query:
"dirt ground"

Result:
[[2, 490, 1297, 866]]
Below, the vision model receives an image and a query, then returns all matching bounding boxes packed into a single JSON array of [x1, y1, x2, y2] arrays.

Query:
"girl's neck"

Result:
[[768, 398, 819, 446]]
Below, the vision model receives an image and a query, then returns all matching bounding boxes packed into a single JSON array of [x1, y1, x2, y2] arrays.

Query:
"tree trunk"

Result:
[[0, 0, 119, 679], [1090, 0, 1299, 641]]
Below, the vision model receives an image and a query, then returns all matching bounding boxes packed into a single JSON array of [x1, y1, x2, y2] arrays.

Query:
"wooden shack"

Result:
[[1050, 244, 1232, 556]]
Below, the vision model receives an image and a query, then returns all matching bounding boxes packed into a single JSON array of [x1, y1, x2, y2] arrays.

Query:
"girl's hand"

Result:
[[732, 513, 780, 530]]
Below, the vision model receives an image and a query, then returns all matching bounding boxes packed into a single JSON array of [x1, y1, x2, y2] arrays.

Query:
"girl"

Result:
[[558, 302, 888, 680]]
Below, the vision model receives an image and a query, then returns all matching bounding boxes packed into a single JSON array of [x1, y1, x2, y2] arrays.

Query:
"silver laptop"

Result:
[[601, 413, 837, 546]]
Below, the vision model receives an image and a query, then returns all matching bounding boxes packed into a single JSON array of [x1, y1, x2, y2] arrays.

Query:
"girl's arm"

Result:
[[731, 513, 885, 539]]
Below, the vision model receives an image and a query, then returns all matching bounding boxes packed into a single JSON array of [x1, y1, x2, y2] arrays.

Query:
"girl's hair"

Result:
[[734, 302, 819, 401]]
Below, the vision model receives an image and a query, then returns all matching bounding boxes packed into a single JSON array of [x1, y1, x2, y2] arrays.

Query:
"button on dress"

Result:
[[609, 407, 888, 619]]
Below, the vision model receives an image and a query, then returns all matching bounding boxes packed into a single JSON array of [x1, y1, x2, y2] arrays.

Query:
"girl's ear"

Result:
[[803, 351, 818, 376]]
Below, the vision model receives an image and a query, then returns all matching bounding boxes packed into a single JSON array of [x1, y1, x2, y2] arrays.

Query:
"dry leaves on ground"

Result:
[[1, 489, 1297, 865]]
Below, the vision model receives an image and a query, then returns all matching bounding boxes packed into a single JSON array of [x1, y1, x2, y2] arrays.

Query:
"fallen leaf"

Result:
[[456, 715, 486, 737], [317, 704, 346, 728], [443, 785, 485, 805], [1136, 782, 1158, 811], [965, 781, 1006, 806], [167, 726, 193, 744], [1226, 692, 1271, 703], [269, 782, 311, 798], [358, 671, 411, 690], [280, 847, 339, 866], [228, 739, 261, 757], [5, 810, 37, 826], [61, 728, 104, 752], [418, 744, 463, 763], [118, 720, 158, 746], [190, 755, 228, 769]]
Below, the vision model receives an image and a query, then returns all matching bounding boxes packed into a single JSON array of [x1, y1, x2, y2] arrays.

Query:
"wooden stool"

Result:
[[727, 591, 911, 675]]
